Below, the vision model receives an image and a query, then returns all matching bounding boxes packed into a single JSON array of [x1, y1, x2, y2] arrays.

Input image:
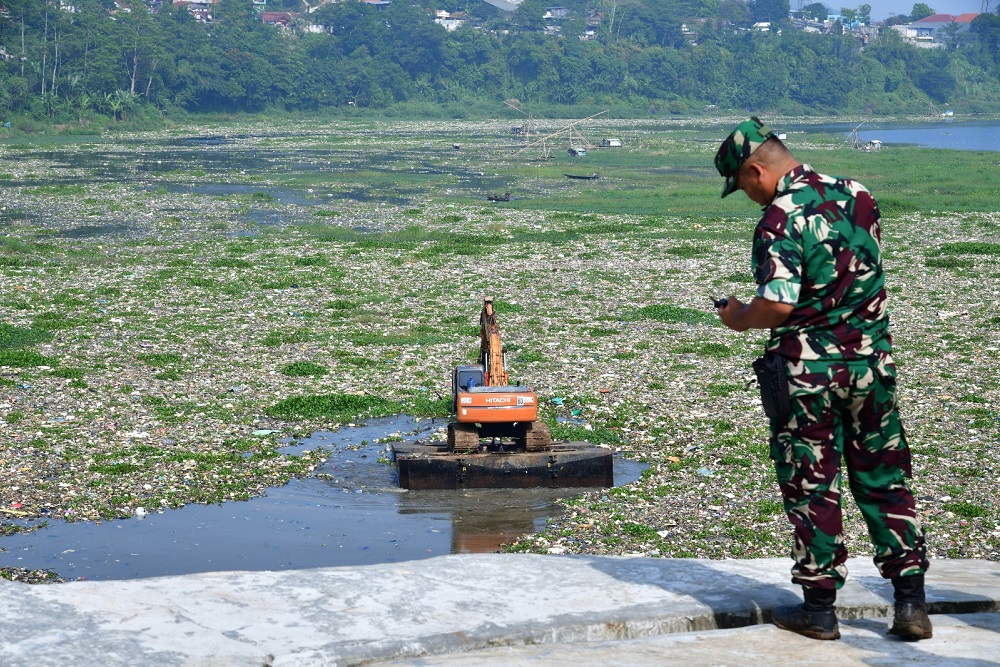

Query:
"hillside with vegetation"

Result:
[[2, 0, 1000, 128]]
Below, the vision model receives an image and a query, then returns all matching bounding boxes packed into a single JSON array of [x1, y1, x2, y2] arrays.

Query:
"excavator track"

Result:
[[523, 421, 552, 452], [447, 422, 481, 453]]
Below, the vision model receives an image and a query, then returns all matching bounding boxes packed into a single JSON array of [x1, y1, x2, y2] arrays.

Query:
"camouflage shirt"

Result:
[[752, 164, 892, 363]]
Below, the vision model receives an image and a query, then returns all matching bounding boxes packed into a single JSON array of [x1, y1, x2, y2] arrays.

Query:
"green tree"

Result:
[[912, 53, 956, 102], [718, 0, 752, 26], [939, 20, 965, 51], [116, 2, 166, 98], [513, 0, 548, 33], [216, 0, 258, 30], [910, 3, 935, 21], [385, 3, 450, 78], [969, 13, 1000, 66], [801, 3, 829, 20], [749, 0, 790, 23]]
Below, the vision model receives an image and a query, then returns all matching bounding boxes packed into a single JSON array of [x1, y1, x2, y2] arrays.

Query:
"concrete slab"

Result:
[[0, 555, 998, 666], [373, 613, 1000, 666]]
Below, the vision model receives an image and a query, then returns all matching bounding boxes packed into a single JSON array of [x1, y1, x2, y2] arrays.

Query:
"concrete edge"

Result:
[[4, 554, 1000, 667], [275, 558, 1000, 666]]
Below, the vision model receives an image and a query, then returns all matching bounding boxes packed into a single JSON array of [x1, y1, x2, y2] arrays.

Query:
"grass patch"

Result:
[[706, 381, 745, 397], [90, 462, 143, 475], [588, 327, 618, 337], [663, 244, 707, 258], [280, 361, 328, 377], [137, 353, 182, 367], [929, 242, 1000, 256], [32, 312, 85, 331], [262, 330, 312, 347], [295, 254, 329, 266], [266, 392, 396, 421], [757, 498, 784, 520], [49, 367, 85, 379], [210, 258, 252, 269], [406, 393, 452, 418], [672, 342, 734, 358], [0, 324, 52, 350], [924, 257, 974, 269], [0, 350, 56, 367], [3, 410, 25, 423], [621, 522, 660, 539], [331, 350, 381, 368], [943, 501, 990, 519], [631, 303, 717, 326]]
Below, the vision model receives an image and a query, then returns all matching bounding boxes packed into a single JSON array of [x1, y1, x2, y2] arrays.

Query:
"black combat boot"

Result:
[[771, 587, 841, 640], [888, 574, 933, 640]]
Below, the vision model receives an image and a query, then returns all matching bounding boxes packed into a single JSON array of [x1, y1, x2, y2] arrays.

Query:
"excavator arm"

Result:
[[479, 297, 508, 386]]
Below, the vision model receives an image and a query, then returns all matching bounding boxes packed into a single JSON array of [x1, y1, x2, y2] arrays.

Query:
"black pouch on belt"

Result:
[[752, 352, 790, 423]]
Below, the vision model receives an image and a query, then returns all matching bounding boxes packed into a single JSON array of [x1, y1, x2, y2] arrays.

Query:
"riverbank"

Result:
[[1, 119, 998, 581]]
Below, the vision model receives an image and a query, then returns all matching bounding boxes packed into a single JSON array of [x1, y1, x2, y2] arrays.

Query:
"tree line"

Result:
[[2, 0, 1000, 128]]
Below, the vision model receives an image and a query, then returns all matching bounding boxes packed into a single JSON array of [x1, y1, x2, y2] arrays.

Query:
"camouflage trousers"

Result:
[[770, 358, 928, 590]]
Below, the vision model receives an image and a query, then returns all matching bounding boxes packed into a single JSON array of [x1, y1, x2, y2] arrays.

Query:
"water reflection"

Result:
[[0, 416, 646, 580]]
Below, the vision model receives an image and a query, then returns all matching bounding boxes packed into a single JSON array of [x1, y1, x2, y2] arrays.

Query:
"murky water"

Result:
[[0, 134, 520, 239], [0, 416, 646, 581], [799, 120, 1000, 152]]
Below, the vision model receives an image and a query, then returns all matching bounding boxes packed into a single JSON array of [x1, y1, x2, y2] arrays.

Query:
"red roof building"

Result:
[[914, 13, 979, 23]]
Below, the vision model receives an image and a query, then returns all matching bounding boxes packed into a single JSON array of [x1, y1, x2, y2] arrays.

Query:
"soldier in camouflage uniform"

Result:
[[713, 118, 932, 642]]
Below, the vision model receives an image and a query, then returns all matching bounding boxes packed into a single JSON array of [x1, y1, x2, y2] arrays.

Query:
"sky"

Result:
[[839, 0, 991, 20]]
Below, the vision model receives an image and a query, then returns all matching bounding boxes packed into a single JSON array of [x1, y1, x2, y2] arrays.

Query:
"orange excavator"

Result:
[[449, 298, 551, 453]]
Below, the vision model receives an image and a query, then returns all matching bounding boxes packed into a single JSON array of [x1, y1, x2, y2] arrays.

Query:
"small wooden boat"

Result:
[[564, 173, 599, 180]]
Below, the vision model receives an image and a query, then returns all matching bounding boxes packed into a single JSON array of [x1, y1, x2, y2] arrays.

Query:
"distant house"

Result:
[[434, 9, 466, 31], [790, 16, 829, 33], [261, 11, 295, 28], [174, 0, 214, 22], [892, 12, 978, 47]]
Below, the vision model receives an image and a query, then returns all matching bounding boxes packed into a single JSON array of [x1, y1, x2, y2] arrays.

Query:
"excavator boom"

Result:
[[479, 298, 508, 386]]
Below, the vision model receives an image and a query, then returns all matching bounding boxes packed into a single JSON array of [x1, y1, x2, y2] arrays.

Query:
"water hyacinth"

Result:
[[0, 119, 997, 580]]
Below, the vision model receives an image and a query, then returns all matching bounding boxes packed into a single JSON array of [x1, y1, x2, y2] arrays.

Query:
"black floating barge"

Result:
[[391, 440, 613, 490]]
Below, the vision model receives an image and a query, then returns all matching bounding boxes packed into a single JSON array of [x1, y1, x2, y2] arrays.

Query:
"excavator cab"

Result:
[[453, 364, 485, 396]]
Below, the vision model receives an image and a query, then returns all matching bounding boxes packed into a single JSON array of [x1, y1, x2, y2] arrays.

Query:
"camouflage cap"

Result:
[[714, 117, 776, 198]]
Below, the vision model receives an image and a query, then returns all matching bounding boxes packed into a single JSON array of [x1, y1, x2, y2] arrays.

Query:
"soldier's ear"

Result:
[[744, 162, 766, 182]]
